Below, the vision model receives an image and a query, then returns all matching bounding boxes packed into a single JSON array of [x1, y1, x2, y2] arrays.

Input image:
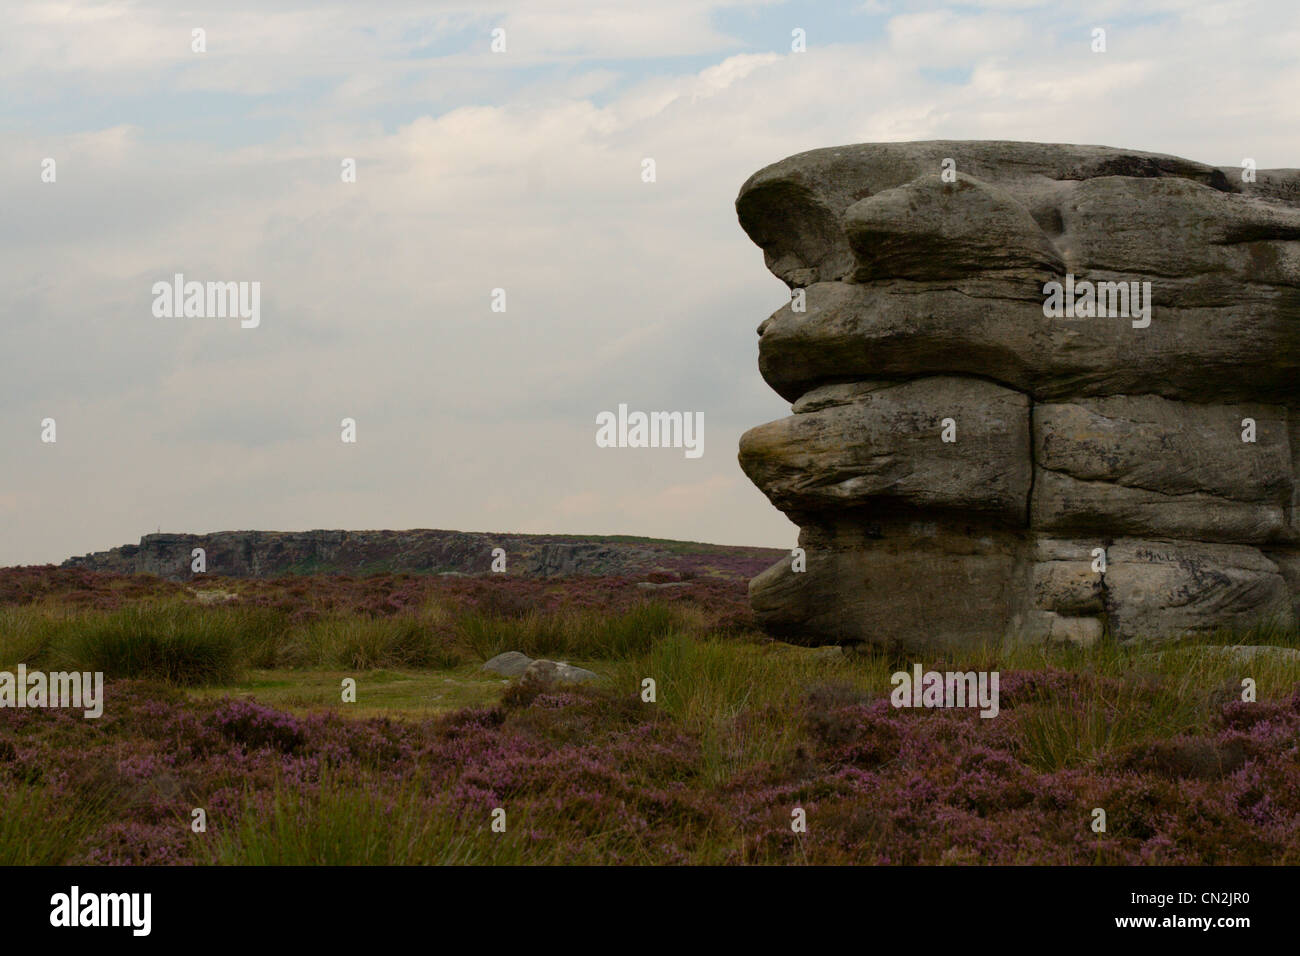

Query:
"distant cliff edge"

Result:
[[60, 530, 783, 581]]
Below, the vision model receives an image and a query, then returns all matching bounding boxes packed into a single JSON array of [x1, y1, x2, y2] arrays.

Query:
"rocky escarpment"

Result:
[[62, 530, 780, 581], [736, 141, 1300, 650]]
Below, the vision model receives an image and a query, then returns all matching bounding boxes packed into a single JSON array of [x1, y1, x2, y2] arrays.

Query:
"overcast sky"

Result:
[[2, 0, 1298, 566]]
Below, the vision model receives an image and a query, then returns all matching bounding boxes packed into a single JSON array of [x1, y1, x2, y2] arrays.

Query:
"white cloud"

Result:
[[2, 1, 1298, 564], [887, 10, 1032, 64]]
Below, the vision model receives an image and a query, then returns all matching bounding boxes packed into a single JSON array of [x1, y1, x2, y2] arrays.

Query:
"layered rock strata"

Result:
[[736, 141, 1300, 649]]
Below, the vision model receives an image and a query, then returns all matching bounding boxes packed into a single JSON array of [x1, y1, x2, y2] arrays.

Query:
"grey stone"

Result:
[[1103, 539, 1295, 643], [748, 517, 1025, 651], [1032, 470, 1287, 545], [754, 280, 1300, 407], [482, 651, 534, 677], [844, 173, 1064, 282], [1145, 644, 1300, 664], [555, 662, 601, 683], [739, 377, 1030, 521], [1034, 396, 1290, 502], [1031, 396, 1291, 543], [736, 140, 1233, 288], [735, 140, 1300, 649], [1014, 611, 1105, 648], [520, 659, 601, 688], [1026, 537, 1105, 617], [1196, 645, 1300, 663], [1270, 551, 1300, 622], [1057, 175, 1300, 283]]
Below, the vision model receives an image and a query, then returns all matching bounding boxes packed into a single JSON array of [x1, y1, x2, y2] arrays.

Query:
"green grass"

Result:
[[193, 765, 724, 865], [193, 777, 493, 865], [18, 603, 267, 685], [284, 615, 463, 670], [607, 635, 868, 785], [458, 601, 692, 661], [0, 606, 61, 664], [0, 599, 472, 685], [932, 631, 1300, 772], [189, 667, 506, 717], [192, 772, 685, 865], [0, 785, 112, 865]]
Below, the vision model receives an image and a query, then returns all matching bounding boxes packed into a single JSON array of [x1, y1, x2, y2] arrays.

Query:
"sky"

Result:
[[2, 0, 1299, 566]]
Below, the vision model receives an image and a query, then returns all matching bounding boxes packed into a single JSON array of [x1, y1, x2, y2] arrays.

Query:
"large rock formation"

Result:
[[736, 141, 1300, 650]]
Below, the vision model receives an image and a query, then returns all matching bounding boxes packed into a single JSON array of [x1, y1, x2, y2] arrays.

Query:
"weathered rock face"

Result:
[[736, 141, 1300, 649], [740, 377, 1031, 520]]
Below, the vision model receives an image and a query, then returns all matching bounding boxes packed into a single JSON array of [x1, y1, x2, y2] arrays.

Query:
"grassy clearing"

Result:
[[189, 667, 506, 717]]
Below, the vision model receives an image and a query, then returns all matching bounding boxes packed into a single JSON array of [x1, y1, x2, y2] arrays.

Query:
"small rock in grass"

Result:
[[1211, 645, 1300, 664], [482, 651, 534, 677], [520, 659, 601, 689], [1145, 645, 1300, 665], [555, 662, 601, 683]]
